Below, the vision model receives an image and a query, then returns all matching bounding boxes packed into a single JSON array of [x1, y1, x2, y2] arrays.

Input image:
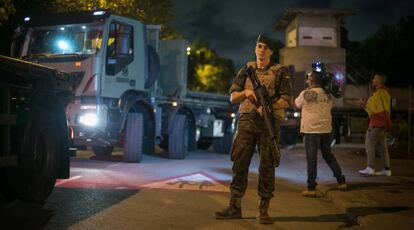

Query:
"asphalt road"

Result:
[[0, 146, 362, 230]]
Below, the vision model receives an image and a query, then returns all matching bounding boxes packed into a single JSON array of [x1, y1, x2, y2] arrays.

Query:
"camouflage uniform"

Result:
[[229, 61, 292, 199]]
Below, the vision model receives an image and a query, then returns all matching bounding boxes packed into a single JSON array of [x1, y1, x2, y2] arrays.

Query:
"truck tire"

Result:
[[213, 132, 234, 154], [92, 145, 114, 157], [168, 115, 189, 159], [197, 138, 212, 150], [124, 113, 144, 162], [7, 107, 60, 202]]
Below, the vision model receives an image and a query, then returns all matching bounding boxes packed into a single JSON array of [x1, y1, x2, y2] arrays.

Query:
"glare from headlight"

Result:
[[79, 113, 98, 126], [294, 112, 300, 118]]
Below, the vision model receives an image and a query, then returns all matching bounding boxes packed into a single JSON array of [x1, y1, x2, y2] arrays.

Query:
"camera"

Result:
[[310, 61, 344, 98]]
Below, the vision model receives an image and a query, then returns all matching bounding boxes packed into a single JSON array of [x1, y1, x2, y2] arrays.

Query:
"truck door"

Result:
[[102, 21, 137, 97]]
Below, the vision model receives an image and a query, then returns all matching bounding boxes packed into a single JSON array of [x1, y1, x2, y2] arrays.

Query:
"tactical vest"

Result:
[[239, 61, 284, 118]]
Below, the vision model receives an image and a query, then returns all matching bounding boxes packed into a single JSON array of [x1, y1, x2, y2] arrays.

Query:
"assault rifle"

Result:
[[245, 66, 281, 166]]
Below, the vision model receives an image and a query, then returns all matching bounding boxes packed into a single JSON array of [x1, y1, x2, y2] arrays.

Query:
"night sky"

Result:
[[171, 0, 414, 69]]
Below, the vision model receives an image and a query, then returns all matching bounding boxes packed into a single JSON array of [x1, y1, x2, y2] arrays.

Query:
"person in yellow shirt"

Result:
[[358, 73, 392, 176]]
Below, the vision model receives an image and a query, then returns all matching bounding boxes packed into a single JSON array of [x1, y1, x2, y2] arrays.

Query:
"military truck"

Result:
[[12, 10, 235, 161], [0, 55, 75, 202]]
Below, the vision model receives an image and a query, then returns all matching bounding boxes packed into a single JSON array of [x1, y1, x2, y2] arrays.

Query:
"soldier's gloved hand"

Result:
[[244, 89, 257, 103]]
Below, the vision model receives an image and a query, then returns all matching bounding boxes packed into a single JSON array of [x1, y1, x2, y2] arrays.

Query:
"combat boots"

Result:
[[214, 197, 242, 219], [257, 199, 273, 224]]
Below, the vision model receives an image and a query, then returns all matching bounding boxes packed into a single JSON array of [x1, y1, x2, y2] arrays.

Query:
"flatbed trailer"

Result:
[[0, 55, 75, 202]]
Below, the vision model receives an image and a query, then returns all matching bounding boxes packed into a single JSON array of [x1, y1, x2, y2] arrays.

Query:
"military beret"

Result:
[[257, 34, 275, 52]]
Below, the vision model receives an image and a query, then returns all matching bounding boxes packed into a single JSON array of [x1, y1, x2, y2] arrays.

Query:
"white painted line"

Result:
[[114, 187, 129, 190], [107, 163, 122, 168], [141, 173, 229, 192], [55, 175, 83, 186]]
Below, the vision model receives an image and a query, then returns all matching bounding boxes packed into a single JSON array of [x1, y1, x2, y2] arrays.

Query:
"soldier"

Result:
[[214, 34, 292, 224]]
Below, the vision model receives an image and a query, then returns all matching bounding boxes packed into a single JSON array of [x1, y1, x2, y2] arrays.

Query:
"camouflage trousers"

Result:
[[229, 112, 281, 199]]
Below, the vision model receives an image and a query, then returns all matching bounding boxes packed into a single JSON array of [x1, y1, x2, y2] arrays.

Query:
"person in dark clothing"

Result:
[[214, 34, 292, 224]]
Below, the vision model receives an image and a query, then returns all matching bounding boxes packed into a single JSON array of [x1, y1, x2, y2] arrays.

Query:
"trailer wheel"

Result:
[[213, 132, 234, 154], [8, 107, 60, 202], [168, 115, 189, 159], [124, 113, 144, 162], [92, 145, 114, 157]]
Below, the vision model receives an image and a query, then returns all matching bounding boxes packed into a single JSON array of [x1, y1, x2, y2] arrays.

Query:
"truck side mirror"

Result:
[[106, 22, 134, 76]]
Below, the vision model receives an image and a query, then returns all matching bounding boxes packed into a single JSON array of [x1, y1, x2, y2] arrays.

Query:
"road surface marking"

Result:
[[107, 163, 122, 168], [141, 173, 228, 192], [55, 175, 83, 186]]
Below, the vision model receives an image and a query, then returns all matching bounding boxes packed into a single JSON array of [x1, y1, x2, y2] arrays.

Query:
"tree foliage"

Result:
[[0, 0, 179, 39], [344, 15, 414, 86], [52, 0, 179, 39], [0, 0, 15, 25], [187, 40, 235, 94]]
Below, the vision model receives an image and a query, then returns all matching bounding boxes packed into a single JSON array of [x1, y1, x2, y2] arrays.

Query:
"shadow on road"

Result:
[[346, 206, 411, 220], [242, 213, 357, 227], [0, 202, 53, 230], [241, 207, 409, 228], [0, 187, 138, 229], [90, 155, 124, 162], [348, 182, 401, 190]]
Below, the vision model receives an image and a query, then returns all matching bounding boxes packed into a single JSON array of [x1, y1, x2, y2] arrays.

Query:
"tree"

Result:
[[341, 25, 371, 84], [52, 0, 179, 39], [0, 0, 15, 25], [187, 40, 235, 94], [342, 15, 414, 86], [358, 16, 414, 86], [0, 0, 179, 54]]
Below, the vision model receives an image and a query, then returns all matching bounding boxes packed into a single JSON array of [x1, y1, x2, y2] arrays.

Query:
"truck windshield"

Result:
[[27, 22, 104, 56]]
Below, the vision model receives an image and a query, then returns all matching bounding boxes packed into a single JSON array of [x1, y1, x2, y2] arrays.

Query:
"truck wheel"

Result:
[[92, 145, 114, 157], [197, 138, 212, 150], [213, 132, 234, 154], [124, 113, 144, 162], [168, 115, 189, 159], [8, 107, 60, 202]]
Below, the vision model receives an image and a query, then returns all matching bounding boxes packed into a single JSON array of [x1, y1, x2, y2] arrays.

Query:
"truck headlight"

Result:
[[79, 113, 98, 126]]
